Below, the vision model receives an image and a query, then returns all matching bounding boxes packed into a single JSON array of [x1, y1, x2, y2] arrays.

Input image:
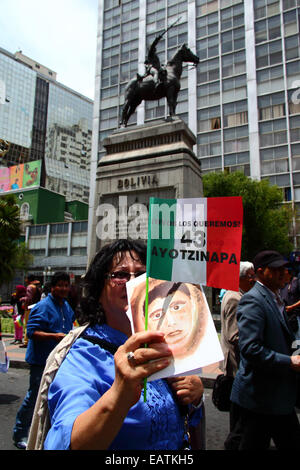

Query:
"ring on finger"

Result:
[[127, 351, 136, 365]]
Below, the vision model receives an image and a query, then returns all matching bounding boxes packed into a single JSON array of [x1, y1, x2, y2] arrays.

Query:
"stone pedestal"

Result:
[[88, 117, 203, 263]]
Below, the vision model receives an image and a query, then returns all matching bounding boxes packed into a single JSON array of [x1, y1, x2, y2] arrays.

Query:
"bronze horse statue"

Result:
[[120, 44, 199, 127]]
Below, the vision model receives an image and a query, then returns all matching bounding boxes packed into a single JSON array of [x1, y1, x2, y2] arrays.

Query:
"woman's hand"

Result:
[[112, 330, 173, 408], [167, 375, 204, 407], [71, 330, 172, 450]]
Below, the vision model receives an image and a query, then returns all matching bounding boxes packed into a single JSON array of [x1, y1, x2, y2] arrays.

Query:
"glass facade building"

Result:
[[0, 47, 93, 203], [92, 0, 300, 245]]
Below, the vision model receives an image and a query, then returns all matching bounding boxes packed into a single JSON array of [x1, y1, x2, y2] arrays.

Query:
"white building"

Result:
[[91, 0, 300, 245]]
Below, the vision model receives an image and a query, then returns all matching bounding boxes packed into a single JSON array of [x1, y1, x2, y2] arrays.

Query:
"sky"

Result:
[[0, 0, 99, 100]]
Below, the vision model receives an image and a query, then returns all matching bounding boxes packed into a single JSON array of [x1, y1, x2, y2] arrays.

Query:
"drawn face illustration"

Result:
[[147, 289, 194, 356], [130, 279, 207, 358]]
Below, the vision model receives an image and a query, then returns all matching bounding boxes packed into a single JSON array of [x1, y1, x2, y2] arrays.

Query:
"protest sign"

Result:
[[126, 274, 224, 381], [146, 197, 243, 291]]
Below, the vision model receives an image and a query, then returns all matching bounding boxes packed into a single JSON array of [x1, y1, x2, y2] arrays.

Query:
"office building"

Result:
[[0, 48, 93, 203], [91, 0, 300, 244]]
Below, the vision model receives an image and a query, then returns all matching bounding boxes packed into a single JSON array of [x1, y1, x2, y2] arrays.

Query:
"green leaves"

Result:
[[203, 171, 293, 260], [0, 195, 23, 286]]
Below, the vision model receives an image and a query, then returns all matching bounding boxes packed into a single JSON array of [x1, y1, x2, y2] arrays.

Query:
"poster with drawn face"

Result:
[[126, 274, 224, 381], [23, 160, 41, 188], [9, 164, 24, 190], [0, 167, 10, 192]]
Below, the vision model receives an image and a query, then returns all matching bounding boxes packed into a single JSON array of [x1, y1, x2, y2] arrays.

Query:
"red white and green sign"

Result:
[[146, 196, 243, 292]]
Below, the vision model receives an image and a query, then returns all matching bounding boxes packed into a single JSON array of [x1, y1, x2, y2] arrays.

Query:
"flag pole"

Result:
[[143, 198, 155, 402], [143, 275, 149, 402]]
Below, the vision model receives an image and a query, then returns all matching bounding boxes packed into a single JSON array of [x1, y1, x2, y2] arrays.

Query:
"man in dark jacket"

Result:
[[230, 250, 300, 449]]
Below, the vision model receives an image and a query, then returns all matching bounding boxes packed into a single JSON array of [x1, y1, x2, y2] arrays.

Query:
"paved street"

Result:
[[0, 367, 229, 451]]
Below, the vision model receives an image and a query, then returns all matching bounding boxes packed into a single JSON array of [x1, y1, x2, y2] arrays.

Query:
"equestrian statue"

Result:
[[120, 22, 199, 127]]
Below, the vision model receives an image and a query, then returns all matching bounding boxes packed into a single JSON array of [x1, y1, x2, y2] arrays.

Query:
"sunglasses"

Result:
[[106, 270, 146, 283]]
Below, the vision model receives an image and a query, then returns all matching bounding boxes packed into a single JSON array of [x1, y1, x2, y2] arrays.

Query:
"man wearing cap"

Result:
[[230, 250, 300, 449]]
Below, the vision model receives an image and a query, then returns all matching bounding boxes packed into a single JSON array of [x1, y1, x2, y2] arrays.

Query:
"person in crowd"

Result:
[[10, 285, 26, 344], [19, 275, 41, 348], [43, 239, 204, 450], [230, 250, 300, 449], [67, 283, 81, 312], [12, 272, 74, 449], [41, 281, 51, 300], [220, 261, 255, 450], [281, 267, 300, 339]]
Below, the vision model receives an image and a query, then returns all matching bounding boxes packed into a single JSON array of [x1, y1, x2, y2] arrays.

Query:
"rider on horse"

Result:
[[137, 33, 166, 89]]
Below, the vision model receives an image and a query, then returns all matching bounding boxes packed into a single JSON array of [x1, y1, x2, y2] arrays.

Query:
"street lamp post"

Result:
[[43, 266, 52, 285]]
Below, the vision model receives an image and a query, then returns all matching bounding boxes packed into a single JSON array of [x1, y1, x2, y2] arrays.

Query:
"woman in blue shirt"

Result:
[[44, 239, 204, 450]]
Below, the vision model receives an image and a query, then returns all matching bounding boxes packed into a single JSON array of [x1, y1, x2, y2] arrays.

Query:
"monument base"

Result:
[[88, 117, 203, 261]]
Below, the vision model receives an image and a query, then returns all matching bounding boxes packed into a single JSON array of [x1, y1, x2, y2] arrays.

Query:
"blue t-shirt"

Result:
[[25, 294, 75, 366], [44, 324, 202, 450]]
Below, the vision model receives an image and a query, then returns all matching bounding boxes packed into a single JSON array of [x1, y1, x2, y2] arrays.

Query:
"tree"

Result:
[[203, 171, 294, 260], [0, 195, 32, 286]]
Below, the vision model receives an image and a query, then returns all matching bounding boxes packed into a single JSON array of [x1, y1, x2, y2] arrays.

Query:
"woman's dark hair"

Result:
[[76, 239, 147, 326]]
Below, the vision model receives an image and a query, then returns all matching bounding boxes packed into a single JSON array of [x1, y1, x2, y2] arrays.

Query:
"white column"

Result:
[[137, 0, 146, 125], [67, 222, 72, 257], [245, 0, 261, 180], [87, 0, 103, 265], [188, 0, 197, 143], [45, 224, 50, 257]]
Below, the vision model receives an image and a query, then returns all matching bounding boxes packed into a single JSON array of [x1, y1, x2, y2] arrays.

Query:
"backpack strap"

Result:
[[80, 334, 119, 355], [26, 324, 90, 450]]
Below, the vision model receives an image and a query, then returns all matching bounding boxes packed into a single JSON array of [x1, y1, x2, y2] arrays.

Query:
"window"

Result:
[[196, 12, 219, 37], [292, 143, 300, 170], [255, 15, 281, 43], [288, 89, 300, 114], [102, 46, 120, 68], [197, 81, 220, 107], [283, 9, 299, 36], [223, 126, 249, 153], [257, 65, 283, 83], [254, 0, 280, 20], [290, 115, 300, 142], [198, 58, 219, 83], [287, 59, 300, 77], [20, 202, 30, 220], [285, 34, 300, 60], [50, 223, 69, 234], [222, 75, 247, 102], [197, 0, 218, 16], [222, 50, 246, 77], [71, 247, 87, 256], [49, 248, 67, 256], [260, 145, 288, 161], [197, 131, 221, 157], [223, 100, 248, 127], [259, 119, 287, 146], [100, 107, 118, 130], [282, 0, 300, 10], [73, 221, 88, 233], [120, 61, 138, 82], [220, 3, 244, 30], [258, 92, 285, 120], [224, 151, 249, 166], [197, 106, 221, 132], [197, 35, 219, 60], [29, 225, 47, 236], [256, 40, 282, 68], [260, 146, 290, 174], [261, 158, 289, 175], [221, 27, 245, 53], [199, 155, 222, 170]]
